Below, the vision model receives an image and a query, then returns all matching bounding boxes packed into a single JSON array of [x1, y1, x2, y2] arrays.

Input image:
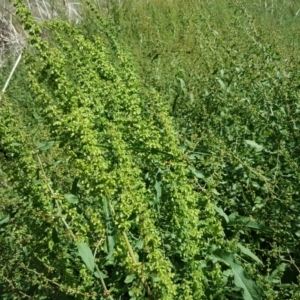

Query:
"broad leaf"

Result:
[[135, 240, 144, 250], [213, 249, 261, 300], [124, 274, 136, 283], [76, 242, 95, 272], [64, 194, 78, 204], [245, 140, 263, 152]]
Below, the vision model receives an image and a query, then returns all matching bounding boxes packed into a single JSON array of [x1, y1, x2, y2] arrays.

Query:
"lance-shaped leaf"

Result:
[[76, 242, 95, 272], [188, 165, 205, 179], [213, 249, 261, 300], [214, 205, 229, 223], [238, 243, 263, 265], [0, 215, 9, 226]]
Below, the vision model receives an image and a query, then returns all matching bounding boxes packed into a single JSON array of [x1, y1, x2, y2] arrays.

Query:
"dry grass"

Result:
[[0, 0, 84, 67], [0, 3, 24, 67]]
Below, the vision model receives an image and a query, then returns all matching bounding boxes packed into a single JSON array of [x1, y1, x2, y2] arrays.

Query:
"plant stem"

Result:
[[0, 53, 22, 101]]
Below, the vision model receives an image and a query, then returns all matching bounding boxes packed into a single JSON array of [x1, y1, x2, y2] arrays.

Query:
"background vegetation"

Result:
[[1, 0, 300, 299]]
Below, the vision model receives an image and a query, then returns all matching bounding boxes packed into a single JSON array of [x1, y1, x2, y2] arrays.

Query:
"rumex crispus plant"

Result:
[[100, 0, 300, 299], [0, 0, 225, 299]]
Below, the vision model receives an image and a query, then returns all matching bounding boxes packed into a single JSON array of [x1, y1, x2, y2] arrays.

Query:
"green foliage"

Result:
[[213, 249, 261, 300], [99, 0, 300, 298], [1, 0, 300, 299], [0, 0, 226, 299]]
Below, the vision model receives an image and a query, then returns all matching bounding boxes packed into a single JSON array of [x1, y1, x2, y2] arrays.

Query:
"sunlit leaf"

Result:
[[64, 193, 78, 204], [124, 274, 136, 283], [76, 242, 95, 272], [212, 188, 221, 195], [245, 140, 263, 152], [135, 240, 144, 250]]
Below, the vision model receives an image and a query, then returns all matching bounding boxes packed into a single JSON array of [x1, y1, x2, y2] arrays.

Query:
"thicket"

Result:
[[0, 0, 300, 299]]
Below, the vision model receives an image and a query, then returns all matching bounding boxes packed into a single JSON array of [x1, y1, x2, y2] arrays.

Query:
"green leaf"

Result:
[[0, 215, 9, 226], [11, 142, 21, 147], [213, 249, 261, 300], [64, 194, 78, 204], [178, 78, 187, 94], [245, 140, 263, 152], [237, 243, 263, 265], [106, 235, 115, 260], [189, 93, 195, 103], [270, 263, 287, 280], [217, 78, 226, 90], [212, 188, 221, 195], [188, 166, 205, 179], [154, 180, 162, 200], [94, 270, 107, 279], [36, 141, 55, 151], [228, 214, 272, 233], [33, 179, 42, 185], [124, 274, 136, 283], [135, 240, 144, 250], [76, 242, 95, 272], [55, 207, 62, 217], [214, 205, 229, 223], [53, 160, 62, 166], [103, 196, 109, 216], [151, 276, 160, 282]]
